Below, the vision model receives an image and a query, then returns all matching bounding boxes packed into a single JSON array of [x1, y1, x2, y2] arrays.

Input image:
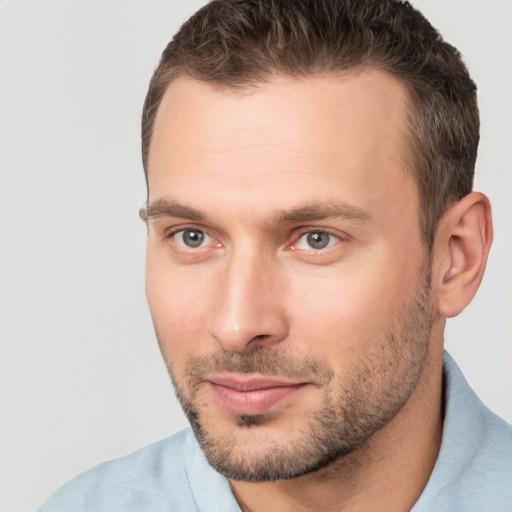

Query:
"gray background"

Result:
[[1, 1, 510, 511]]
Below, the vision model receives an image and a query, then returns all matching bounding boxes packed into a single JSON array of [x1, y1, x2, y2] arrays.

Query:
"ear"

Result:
[[434, 192, 493, 318]]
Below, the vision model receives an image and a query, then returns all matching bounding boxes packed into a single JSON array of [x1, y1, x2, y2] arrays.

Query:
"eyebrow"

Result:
[[141, 199, 208, 222], [140, 198, 372, 225], [273, 201, 372, 224]]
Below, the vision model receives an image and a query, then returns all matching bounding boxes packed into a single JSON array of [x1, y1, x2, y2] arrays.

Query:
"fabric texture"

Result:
[[38, 352, 512, 512]]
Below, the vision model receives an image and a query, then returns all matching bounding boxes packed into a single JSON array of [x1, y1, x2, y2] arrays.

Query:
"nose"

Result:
[[208, 250, 289, 353]]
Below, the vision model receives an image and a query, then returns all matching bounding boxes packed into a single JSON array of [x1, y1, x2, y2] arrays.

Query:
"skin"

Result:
[[144, 69, 492, 511]]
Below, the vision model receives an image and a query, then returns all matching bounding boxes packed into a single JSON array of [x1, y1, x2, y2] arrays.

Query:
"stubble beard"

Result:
[[157, 269, 434, 482]]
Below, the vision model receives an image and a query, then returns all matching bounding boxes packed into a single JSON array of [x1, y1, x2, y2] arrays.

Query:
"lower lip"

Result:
[[206, 382, 306, 416]]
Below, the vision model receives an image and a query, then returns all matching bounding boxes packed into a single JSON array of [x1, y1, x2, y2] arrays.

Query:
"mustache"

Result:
[[185, 349, 333, 385]]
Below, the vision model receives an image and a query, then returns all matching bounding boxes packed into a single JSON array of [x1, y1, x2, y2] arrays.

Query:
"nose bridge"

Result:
[[209, 244, 287, 352]]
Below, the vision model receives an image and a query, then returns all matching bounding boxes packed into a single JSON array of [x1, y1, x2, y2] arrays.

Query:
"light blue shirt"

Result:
[[38, 353, 512, 511]]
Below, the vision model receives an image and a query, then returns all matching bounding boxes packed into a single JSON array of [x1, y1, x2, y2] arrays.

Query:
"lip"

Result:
[[205, 374, 307, 416]]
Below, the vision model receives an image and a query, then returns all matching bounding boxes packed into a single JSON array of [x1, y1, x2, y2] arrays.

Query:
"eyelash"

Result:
[[292, 230, 342, 251], [165, 225, 345, 253], [166, 226, 217, 249]]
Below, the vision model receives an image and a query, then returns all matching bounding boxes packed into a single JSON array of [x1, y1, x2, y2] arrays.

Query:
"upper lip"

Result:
[[206, 374, 306, 391]]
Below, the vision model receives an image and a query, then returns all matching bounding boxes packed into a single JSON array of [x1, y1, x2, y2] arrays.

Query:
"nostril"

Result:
[[246, 334, 273, 347]]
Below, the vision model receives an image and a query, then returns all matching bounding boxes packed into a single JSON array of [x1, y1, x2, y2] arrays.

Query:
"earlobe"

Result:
[[435, 192, 493, 318]]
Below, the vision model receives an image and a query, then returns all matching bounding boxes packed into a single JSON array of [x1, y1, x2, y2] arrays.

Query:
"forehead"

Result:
[[147, 69, 417, 224]]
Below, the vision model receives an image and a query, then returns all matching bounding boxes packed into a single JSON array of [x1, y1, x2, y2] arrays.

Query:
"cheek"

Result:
[[145, 257, 213, 373], [287, 261, 413, 364]]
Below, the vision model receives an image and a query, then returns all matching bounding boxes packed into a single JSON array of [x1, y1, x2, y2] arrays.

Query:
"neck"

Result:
[[229, 342, 444, 512]]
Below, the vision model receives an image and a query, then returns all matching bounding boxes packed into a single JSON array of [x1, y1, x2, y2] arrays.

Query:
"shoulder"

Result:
[[37, 429, 197, 512], [432, 406, 512, 512], [450, 393, 512, 509], [414, 353, 512, 512]]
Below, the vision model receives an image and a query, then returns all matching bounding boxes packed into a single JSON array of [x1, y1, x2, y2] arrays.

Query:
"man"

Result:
[[39, 0, 511, 510]]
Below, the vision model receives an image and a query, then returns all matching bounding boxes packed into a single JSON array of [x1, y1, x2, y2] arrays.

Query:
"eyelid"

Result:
[[289, 227, 347, 251], [164, 222, 210, 238], [174, 229, 212, 248], [159, 222, 347, 253], [164, 224, 221, 250]]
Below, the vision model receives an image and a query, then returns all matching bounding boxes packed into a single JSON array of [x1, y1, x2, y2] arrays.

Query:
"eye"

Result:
[[295, 231, 340, 250], [172, 229, 212, 249]]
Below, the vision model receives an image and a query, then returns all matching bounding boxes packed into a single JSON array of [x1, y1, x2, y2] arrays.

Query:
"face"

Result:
[[145, 70, 434, 481]]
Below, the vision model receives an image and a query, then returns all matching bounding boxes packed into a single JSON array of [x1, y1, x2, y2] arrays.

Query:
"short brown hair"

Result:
[[141, 0, 479, 247]]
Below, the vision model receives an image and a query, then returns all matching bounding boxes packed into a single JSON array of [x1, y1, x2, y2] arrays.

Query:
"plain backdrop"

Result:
[[1, 1, 511, 511]]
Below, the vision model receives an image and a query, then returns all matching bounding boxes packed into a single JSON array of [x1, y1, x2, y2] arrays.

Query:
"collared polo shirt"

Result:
[[38, 353, 512, 511]]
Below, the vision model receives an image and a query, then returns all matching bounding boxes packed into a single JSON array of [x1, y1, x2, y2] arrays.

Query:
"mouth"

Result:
[[205, 374, 308, 416]]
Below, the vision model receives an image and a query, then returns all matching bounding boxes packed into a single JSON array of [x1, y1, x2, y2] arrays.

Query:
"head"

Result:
[[142, 0, 491, 483], [142, 0, 480, 248]]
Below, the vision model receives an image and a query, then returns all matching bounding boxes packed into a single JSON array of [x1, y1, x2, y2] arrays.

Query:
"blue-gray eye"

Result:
[[295, 231, 339, 250], [307, 232, 330, 249], [177, 229, 206, 248]]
